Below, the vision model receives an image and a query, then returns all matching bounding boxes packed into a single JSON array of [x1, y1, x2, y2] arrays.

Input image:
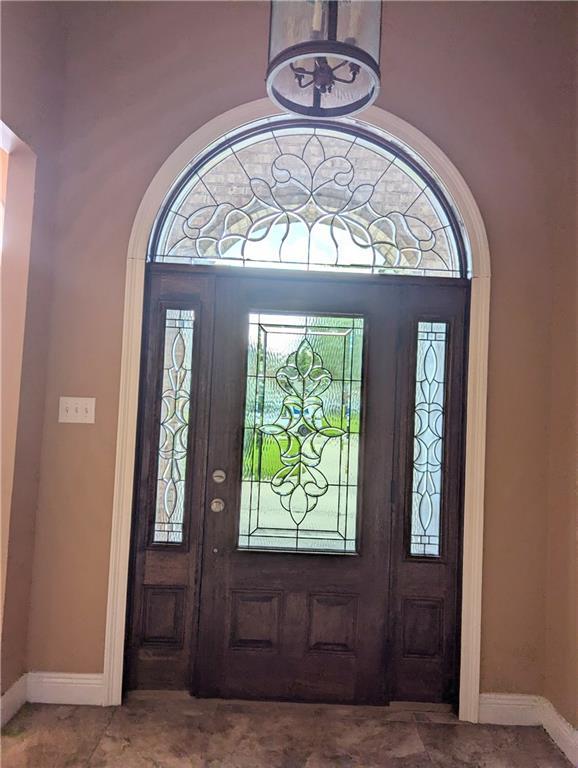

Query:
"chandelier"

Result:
[[266, 0, 382, 118]]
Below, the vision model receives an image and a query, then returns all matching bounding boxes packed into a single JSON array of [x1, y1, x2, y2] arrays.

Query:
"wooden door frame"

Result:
[[102, 99, 490, 722]]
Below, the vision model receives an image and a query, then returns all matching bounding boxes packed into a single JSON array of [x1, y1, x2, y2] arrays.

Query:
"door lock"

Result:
[[212, 469, 226, 484], [210, 498, 225, 513]]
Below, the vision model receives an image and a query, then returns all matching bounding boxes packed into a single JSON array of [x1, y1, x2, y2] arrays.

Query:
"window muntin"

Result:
[[410, 321, 448, 557], [239, 312, 364, 553], [150, 121, 465, 278]]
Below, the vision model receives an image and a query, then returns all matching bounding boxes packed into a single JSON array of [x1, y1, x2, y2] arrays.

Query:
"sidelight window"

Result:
[[153, 308, 195, 544], [410, 321, 448, 557]]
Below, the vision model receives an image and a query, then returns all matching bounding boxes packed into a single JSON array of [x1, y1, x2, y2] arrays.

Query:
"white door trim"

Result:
[[102, 98, 491, 720]]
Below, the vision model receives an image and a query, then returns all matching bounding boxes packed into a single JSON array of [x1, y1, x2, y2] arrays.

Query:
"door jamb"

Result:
[[102, 99, 490, 722]]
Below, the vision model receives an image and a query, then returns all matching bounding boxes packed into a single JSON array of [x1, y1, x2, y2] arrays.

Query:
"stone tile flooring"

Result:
[[1, 693, 572, 767]]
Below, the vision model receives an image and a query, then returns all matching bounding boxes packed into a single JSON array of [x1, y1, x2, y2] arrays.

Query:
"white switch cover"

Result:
[[58, 397, 96, 424]]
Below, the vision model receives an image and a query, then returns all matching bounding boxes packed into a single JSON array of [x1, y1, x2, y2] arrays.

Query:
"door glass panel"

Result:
[[410, 321, 448, 557], [239, 313, 364, 553], [153, 308, 195, 544]]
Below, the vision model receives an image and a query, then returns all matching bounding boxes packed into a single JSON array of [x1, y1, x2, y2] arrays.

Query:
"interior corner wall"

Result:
[[543, 37, 577, 724], [0, 1, 65, 693], [2, 1, 576, 723], [544, 248, 578, 727]]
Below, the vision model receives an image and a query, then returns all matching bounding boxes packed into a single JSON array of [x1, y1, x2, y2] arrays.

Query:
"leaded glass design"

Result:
[[410, 322, 448, 557], [239, 313, 364, 553], [151, 120, 464, 277], [153, 309, 195, 544]]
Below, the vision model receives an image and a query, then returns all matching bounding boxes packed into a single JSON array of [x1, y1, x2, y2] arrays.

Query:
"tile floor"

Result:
[[1, 693, 572, 767]]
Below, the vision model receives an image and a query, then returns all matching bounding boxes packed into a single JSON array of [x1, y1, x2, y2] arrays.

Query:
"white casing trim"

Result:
[[480, 693, 578, 765], [102, 97, 491, 721], [0, 673, 28, 727]]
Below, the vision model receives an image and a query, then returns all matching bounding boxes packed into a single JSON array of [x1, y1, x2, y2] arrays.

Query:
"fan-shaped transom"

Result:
[[149, 119, 466, 278]]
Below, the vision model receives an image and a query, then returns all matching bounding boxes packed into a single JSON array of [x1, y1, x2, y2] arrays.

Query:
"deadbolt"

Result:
[[212, 469, 226, 484], [210, 498, 225, 513]]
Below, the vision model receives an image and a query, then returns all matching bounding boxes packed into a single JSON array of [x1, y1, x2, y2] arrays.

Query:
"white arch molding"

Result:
[[103, 99, 490, 719]]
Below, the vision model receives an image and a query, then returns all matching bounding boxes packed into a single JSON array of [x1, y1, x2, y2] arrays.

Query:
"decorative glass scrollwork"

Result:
[[151, 121, 465, 278], [259, 339, 346, 525], [410, 321, 448, 557], [153, 309, 195, 544], [239, 313, 364, 553]]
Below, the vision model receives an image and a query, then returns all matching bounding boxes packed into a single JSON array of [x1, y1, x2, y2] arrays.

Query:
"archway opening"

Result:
[[104, 102, 489, 723], [125, 115, 471, 708]]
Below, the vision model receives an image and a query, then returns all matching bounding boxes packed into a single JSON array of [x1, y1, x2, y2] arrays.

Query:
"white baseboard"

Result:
[[1, 672, 106, 726], [1, 674, 28, 727], [540, 698, 578, 767], [27, 673, 105, 706], [479, 693, 543, 726], [480, 693, 578, 765]]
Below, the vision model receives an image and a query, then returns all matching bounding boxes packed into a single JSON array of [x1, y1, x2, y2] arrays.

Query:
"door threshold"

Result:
[[125, 691, 453, 715], [125, 690, 192, 702], [389, 701, 453, 713]]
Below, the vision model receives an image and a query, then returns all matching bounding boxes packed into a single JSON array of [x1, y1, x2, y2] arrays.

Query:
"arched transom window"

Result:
[[150, 119, 466, 277]]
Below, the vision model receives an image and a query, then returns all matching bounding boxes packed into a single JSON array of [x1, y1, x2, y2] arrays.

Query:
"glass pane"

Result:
[[239, 313, 364, 553], [153, 309, 195, 544], [152, 120, 463, 278], [410, 321, 448, 557]]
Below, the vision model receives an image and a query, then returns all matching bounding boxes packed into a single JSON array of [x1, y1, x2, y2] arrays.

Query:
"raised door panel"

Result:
[[229, 590, 282, 651], [141, 586, 186, 646], [402, 598, 443, 658], [307, 593, 358, 654]]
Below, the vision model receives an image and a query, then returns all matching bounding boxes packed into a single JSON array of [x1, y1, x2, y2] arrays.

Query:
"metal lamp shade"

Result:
[[266, 0, 382, 118]]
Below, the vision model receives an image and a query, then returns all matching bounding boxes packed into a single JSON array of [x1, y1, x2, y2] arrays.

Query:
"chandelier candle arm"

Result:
[[266, 0, 382, 119]]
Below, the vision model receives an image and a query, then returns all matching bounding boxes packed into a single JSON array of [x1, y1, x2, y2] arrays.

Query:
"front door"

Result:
[[126, 265, 468, 706]]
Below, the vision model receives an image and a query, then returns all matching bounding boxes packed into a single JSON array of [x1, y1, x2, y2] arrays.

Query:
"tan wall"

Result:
[[2, 1, 576, 723], [1, 1, 64, 692], [544, 111, 577, 724]]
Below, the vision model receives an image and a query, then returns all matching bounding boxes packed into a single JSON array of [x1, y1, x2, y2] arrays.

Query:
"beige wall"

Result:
[[2, 1, 576, 724], [1, 1, 64, 691], [544, 137, 577, 723]]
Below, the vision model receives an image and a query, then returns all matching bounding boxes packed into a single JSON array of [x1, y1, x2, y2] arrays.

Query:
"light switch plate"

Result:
[[58, 397, 96, 424]]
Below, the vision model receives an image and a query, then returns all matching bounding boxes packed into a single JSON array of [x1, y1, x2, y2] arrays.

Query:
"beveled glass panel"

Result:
[[153, 309, 195, 544], [410, 321, 448, 557], [239, 313, 364, 553], [152, 122, 463, 277]]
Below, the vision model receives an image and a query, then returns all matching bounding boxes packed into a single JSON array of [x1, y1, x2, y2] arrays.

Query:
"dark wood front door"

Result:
[[126, 265, 468, 706]]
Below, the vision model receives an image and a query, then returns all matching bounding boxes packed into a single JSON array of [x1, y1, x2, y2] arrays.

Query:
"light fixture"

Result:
[[266, 0, 382, 118]]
